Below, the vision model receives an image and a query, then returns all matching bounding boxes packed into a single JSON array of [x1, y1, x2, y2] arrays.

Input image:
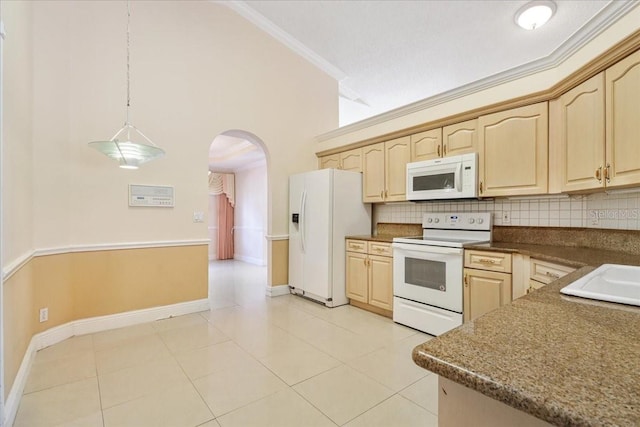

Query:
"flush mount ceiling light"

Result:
[[89, 0, 164, 169], [515, 0, 556, 30]]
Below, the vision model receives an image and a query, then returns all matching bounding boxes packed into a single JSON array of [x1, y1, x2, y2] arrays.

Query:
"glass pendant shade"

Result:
[[88, 0, 164, 169], [89, 123, 164, 169]]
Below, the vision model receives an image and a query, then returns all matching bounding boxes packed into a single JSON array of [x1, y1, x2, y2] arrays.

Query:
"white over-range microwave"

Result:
[[406, 153, 478, 201]]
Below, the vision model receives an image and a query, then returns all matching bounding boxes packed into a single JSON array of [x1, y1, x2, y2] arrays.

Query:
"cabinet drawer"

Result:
[[346, 239, 367, 253], [464, 250, 512, 273], [529, 259, 575, 284], [368, 241, 392, 257]]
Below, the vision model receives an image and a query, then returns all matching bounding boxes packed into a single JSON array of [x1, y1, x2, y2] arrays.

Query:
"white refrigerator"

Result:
[[288, 169, 371, 307]]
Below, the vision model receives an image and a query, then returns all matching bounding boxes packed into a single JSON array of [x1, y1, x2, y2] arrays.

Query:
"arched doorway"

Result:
[[207, 131, 269, 308]]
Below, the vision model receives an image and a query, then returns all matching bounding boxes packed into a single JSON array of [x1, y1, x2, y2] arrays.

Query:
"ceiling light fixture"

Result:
[[89, 0, 164, 169], [515, 0, 556, 30]]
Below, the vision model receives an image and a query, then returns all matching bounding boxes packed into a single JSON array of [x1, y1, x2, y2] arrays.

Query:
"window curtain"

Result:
[[209, 172, 235, 260]]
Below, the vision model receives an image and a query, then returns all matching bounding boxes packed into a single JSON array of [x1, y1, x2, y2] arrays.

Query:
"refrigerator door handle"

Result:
[[300, 190, 307, 253]]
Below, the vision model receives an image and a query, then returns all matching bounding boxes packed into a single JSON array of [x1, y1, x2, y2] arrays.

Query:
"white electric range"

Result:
[[392, 212, 492, 336]]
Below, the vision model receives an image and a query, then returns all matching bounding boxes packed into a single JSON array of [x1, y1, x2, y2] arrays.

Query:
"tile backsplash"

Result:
[[373, 191, 640, 230]]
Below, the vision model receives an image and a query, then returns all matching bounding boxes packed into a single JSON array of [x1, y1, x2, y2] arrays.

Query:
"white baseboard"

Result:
[[233, 254, 266, 266], [3, 298, 209, 427], [266, 284, 290, 297]]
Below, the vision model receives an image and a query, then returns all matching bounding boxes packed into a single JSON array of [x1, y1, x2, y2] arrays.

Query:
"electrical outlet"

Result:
[[502, 212, 511, 224], [39, 307, 49, 323]]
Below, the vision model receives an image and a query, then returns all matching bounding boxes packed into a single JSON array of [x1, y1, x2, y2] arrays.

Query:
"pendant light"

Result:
[[89, 0, 164, 169]]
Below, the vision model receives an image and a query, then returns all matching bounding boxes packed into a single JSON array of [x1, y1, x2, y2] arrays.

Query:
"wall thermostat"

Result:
[[129, 184, 174, 207]]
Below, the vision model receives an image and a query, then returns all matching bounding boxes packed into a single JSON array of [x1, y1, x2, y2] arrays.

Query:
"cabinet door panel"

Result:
[[410, 129, 442, 162], [346, 252, 368, 303], [320, 154, 340, 170], [478, 103, 548, 197], [606, 49, 640, 187], [368, 255, 393, 311], [463, 269, 511, 323], [443, 119, 477, 157], [384, 136, 410, 201], [341, 148, 363, 173], [554, 73, 605, 192], [362, 143, 385, 202]]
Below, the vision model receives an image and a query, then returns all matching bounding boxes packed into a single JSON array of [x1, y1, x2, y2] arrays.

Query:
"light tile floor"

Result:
[[14, 260, 438, 427]]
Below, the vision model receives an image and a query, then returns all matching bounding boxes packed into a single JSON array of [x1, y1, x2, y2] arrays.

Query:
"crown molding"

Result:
[[221, 1, 365, 103], [315, 1, 640, 143], [222, 0, 346, 81]]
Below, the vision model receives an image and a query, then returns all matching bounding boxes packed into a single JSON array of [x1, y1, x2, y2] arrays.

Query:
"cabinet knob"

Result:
[[443, 144, 447, 156], [479, 181, 483, 194], [437, 145, 441, 157]]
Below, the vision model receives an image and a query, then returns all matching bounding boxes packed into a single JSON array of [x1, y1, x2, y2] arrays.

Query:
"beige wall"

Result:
[[269, 239, 289, 287], [2, 244, 207, 399], [2, 0, 337, 402], [29, 0, 336, 252], [2, 0, 34, 262]]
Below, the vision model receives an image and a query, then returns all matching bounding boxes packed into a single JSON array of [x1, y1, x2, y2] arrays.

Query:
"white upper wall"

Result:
[[11, 0, 338, 256]]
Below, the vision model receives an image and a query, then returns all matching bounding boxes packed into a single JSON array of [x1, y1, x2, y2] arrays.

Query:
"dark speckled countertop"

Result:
[[412, 226, 640, 427]]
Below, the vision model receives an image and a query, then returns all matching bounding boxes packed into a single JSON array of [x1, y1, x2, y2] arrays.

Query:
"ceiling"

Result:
[[227, 0, 638, 126], [211, 0, 638, 167], [209, 134, 266, 173]]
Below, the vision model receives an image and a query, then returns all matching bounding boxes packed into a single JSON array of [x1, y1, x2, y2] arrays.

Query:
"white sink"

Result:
[[560, 264, 640, 306]]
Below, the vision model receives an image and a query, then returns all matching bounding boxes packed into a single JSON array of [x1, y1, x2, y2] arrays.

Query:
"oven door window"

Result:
[[405, 257, 447, 292], [412, 172, 456, 192]]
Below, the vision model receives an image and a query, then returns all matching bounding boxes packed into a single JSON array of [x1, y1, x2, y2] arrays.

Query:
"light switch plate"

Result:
[[193, 211, 204, 223]]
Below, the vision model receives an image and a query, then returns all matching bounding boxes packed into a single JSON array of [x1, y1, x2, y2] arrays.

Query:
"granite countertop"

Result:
[[413, 242, 640, 426]]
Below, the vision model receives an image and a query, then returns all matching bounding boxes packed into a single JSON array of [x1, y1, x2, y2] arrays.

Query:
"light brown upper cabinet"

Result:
[[319, 153, 341, 170], [410, 128, 442, 161], [409, 120, 477, 162], [362, 137, 410, 202], [605, 49, 640, 188], [319, 147, 363, 173], [549, 73, 605, 193], [478, 102, 548, 197], [442, 119, 477, 157]]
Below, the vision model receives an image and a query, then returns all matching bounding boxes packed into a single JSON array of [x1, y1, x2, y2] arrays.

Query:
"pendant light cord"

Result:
[[126, 0, 131, 126]]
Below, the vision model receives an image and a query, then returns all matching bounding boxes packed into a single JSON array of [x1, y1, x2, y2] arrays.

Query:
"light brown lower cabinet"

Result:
[[463, 268, 512, 323], [346, 240, 393, 316], [463, 250, 512, 322]]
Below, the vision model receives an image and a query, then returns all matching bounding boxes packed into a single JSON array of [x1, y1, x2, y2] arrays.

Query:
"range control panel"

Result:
[[422, 212, 492, 231]]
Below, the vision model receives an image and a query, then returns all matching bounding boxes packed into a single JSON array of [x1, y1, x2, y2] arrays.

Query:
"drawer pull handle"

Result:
[[478, 258, 497, 264], [545, 271, 560, 279], [437, 145, 441, 157]]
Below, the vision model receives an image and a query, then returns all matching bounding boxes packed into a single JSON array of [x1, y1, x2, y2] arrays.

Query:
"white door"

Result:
[[288, 174, 305, 291], [300, 170, 332, 300]]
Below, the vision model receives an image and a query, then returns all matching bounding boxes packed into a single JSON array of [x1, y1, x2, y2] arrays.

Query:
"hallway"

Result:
[[13, 261, 438, 426]]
